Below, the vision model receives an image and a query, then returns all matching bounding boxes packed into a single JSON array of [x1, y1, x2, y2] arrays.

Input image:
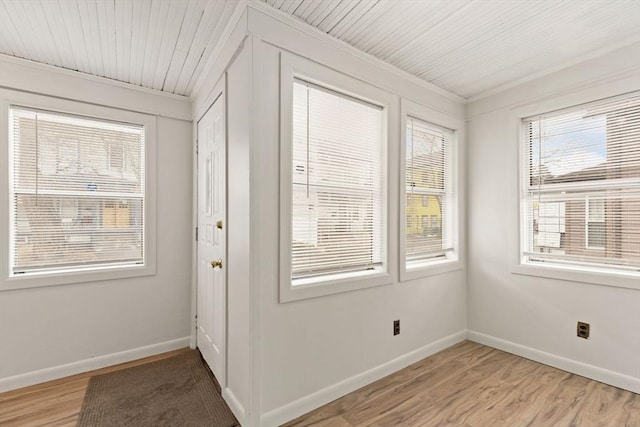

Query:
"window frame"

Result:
[[510, 89, 639, 290], [399, 99, 464, 282], [0, 89, 157, 291], [279, 52, 398, 303]]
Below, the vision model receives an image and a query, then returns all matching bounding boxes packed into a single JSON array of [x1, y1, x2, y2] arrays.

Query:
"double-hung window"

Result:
[[521, 92, 640, 277], [405, 117, 453, 265], [400, 99, 462, 281], [290, 80, 384, 282], [7, 106, 149, 283], [279, 53, 395, 302]]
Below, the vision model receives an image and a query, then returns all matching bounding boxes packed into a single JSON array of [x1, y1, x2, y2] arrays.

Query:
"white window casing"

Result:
[[517, 91, 639, 286], [279, 52, 399, 303], [1, 91, 156, 290]]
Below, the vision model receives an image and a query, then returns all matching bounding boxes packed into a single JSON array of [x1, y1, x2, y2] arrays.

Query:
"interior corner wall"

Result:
[[465, 43, 640, 392], [0, 59, 193, 390], [246, 8, 467, 426]]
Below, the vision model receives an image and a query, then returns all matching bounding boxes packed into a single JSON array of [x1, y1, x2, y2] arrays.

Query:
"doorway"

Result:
[[196, 89, 226, 387]]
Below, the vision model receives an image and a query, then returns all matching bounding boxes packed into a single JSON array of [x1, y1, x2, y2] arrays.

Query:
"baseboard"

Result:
[[260, 330, 467, 427], [0, 337, 191, 393], [466, 330, 640, 394], [223, 387, 247, 426]]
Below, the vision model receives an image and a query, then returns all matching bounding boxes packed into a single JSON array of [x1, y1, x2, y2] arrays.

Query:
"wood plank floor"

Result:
[[0, 348, 191, 427], [284, 341, 640, 427], [1, 342, 638, 426]]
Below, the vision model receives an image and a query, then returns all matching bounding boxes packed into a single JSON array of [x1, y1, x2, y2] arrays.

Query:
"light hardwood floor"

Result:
[[284, 341, 639, 427], [1, 342, 638, 426], [0, 348, 191, 427]]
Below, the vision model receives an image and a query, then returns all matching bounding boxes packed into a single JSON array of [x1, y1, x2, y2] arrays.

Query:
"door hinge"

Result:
[[195, 226, 198, 241], [195, 139, 198, 155]]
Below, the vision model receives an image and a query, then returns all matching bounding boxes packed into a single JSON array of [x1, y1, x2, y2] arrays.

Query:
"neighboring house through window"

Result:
[[586, 198, 605, 250]]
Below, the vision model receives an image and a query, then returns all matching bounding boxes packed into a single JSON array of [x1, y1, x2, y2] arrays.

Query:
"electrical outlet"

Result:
[[577, 322, 590, 339], [393, 320, 400, 336]]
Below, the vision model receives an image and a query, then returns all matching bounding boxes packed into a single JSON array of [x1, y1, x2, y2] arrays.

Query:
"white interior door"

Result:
[[197, 92, 226, 386]]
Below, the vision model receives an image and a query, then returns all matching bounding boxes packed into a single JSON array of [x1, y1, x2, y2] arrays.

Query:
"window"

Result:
[[586, 198, 605, 249], [521, 92, 640, 275], [405, 116, 453, 267], [290, 79, 384, 282], [8, 106, 146, 277], [279, 52, 396, 302]]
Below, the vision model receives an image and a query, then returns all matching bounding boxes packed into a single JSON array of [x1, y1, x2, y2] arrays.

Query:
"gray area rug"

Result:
[[78, 350, 239, 427]]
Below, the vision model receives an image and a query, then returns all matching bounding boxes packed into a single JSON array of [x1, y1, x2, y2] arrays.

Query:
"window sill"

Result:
[[401, 257, 463, 282], [512, 261, 640, 290], [280, 267, 393, 303], [1, 263, 156, 291]]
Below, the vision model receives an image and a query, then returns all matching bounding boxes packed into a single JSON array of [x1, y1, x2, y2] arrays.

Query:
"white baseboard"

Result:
[[466, 330, 640, 394], [223, 387, 247, 426], [0, 336, 191, 393], [260, 330, 467, 427]]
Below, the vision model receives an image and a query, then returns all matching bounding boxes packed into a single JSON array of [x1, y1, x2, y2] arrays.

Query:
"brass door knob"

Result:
[[210, 259, 223, 269], [216, 220, 223, 229]]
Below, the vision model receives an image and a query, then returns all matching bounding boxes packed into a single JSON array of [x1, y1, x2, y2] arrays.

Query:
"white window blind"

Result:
[[406, 117, 453, 264], [291, 79, 384, 280], [9, 107, 145, 274], [522, 92, 640, 272]]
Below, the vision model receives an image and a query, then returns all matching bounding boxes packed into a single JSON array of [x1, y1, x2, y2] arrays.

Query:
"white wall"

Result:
[[225, 41, 253, 423], [0, 57, 193, 390], [466, 43, 640, 393], [245, 7, 467, 426]]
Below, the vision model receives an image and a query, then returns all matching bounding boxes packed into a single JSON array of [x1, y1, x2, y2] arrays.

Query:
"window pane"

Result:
[[405, 117, 452, 263], [523, 92, 640, 271], [10, 107, 145, 274], [291, 80, 384, 280], [406, 193, 443, 260], [587, 222, 606, 248]]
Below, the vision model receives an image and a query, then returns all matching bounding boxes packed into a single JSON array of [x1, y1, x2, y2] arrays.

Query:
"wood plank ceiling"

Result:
[[261, 0, 640, 99], [0, 0, 239, 96], [0, 1, 638, 99]]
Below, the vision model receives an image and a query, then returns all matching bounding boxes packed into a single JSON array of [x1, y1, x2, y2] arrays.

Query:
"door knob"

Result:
[[216, 220, 223, 229], [210, 259, 223, 269]]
